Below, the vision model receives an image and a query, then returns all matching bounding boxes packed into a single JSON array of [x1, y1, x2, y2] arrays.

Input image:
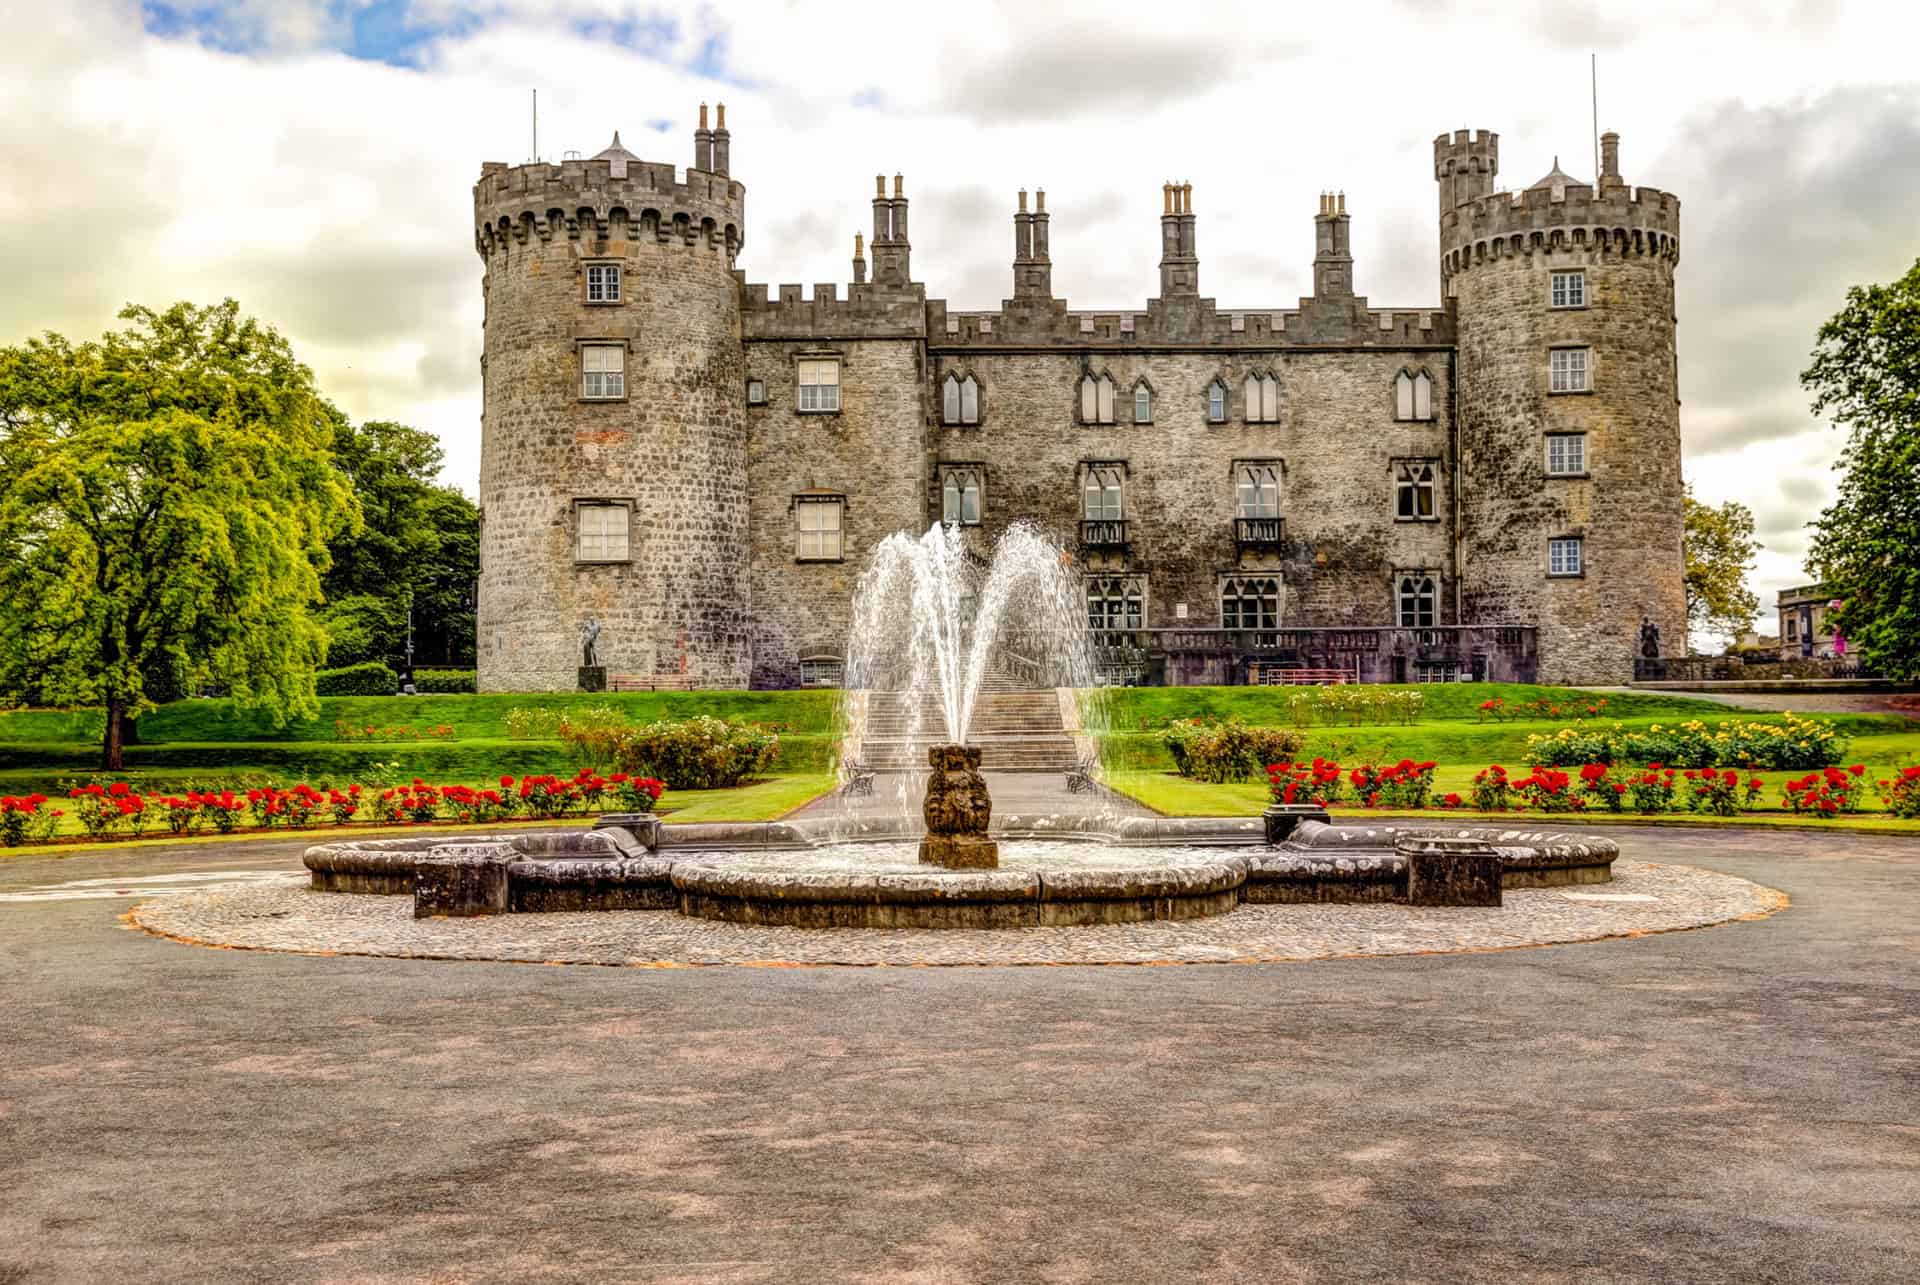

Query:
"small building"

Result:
[[1777, 584, 1842, 659]]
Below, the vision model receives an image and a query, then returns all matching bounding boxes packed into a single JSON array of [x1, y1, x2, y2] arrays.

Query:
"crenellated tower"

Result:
[[473, 109, 750, 691], [1438, 128, 1684, 684]]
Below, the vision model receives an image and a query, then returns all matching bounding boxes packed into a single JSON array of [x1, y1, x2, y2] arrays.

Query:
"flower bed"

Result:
[[1525, 712, 1848, 771], [1168, 718, 1305, 783], [0, 770, 665, 847]]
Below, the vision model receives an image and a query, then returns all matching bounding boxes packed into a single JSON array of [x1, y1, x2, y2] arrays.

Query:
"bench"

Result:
[[841, 761, 876, 798], [1065, 754, 1099, 794], [609, 673, 701, 692], [1257, 667, 1355, 686]]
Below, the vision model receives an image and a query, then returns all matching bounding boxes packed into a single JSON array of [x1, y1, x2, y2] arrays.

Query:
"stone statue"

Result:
[[580, 617, 601, 668], [919, 744, 998, 869], [1639, 616, 1660, 660]]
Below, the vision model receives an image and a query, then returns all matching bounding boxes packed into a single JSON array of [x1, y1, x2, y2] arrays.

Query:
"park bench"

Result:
[[1065, 753, 1099, 794], [841, 761, 876, 798], [1259, 667, 1355, 686], [609, 673, 701, 692]]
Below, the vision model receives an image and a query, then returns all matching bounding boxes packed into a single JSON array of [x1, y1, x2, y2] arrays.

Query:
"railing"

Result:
[[1077, 519, 1129, 548], [1635, 656, 1883, 683], [1090, 626, 1532, 655], [1233, 516, 1286, 549]]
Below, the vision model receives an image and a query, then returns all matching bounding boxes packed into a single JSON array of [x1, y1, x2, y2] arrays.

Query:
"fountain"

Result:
[[302, 522, 1623, 928]]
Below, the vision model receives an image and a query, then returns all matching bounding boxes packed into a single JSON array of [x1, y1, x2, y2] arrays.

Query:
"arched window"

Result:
[[1395, 459, 1438, 520], [1080, 372, 1115, 424], [942, 372, 979, 426], [1235, 464, 1280, 518], [1206, 378, 1228, 424], [1395, 370, 1434, 421], [1220, 576, 1281, 629], [941, 465, 982, 525], [1086, 576, 1145, 632], [1397, 572, 1437, 628], [1082, 464, 1124, 520], [1133, 380, 1152, 424], [1243, 372, 1279, 423]]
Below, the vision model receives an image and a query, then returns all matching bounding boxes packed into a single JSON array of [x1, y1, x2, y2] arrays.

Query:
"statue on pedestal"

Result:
[[1639, 616, 1661, 660], [580, 617, 601, 668]]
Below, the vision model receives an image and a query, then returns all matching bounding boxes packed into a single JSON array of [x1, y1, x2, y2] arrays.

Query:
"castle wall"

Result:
[[930, 350, 1456, 638], [744, 337, 929, 688]]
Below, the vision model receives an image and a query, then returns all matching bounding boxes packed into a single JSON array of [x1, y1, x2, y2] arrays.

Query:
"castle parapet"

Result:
[[473, 157, 746, 258], [1441, 183, 1679, 281], [737, 277, 926, 340]]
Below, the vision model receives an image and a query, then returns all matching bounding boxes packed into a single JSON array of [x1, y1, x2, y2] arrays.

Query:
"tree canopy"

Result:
[[0, 301, 356, 766], [1683, 485, 1761, 651], [320, 420, 477, 669], [1802, 258, 1920, 681]]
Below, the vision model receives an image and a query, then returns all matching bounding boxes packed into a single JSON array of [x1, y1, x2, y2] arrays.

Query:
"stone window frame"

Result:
[[745, 376, 768, 407], [1219, 574, 1283, 630], [1547, 534, 1585, 578], [1131, 376, 1154, 425], [1392, 457, 1440, 523], [1544, 432, 1589, 478], [792, 492, 846, 562], [1233, 458, 1284, 519], [1078, 368, 1117, 425], [1394, 367, 1435, 422], [940, 462, 985, 526], [941, 368, 983, 427], [1080, 459, 1126, 521], [1242, 369, 1280, 424], [794, 352, 842, 415], [1395, 568, 1439, 628], [572, 498, 634, 565], [576, 340, 629, 402], [1548, 345, 1593, 395], [1549, 268, 1588, 310], [1205, 376, 1229, 425], [583, 260, 623, 306], [1085, 574, 1147, 632]]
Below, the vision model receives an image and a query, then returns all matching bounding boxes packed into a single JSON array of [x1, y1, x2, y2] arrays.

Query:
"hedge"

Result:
[[412, 669, 477, 694], [315, 662, 398, 697]]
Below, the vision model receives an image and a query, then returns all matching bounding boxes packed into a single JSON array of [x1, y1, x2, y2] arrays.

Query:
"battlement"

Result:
[[922, 298, 1452, 349], [736, 276, 925, 340], [1433, 129, 1500, 179], [1440, 182, 1680, 278], [473, 156, 745, 258]]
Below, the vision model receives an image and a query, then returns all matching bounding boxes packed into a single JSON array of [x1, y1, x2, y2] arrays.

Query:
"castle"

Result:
[[472, 107, 1684, 692]]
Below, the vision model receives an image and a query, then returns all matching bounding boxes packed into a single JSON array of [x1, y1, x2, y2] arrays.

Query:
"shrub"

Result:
[[1878, 765, 1920, 819], [315, 662, 399, 697], [1512, 768, 1580, 813], [1348, 759, 1437, 809], [413, 669, 476, 694], [1164, 718, 1306, 783], [1266, 758, 1343, 806], [1281, 687, 1425, 728], [607, 774, 665, 813], [1470, 764, 1511, 812], [1685, 768, 1742, 817], [1782, 765, 1866, 817], [1, 794, 60, 846], [1576, 763, 1628, 812], [1626, 767, 1678, 814], [602, 716, 779, 790]]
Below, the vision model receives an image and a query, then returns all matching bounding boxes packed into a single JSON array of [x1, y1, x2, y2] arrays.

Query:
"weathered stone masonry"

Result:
[[473, 113, 1684, 691]]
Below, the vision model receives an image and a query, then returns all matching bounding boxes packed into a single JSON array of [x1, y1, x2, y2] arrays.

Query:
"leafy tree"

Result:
[[1683, 485, 1761, 651], [1802, 258, 1920, 681], [321, 420, 477, 668], [0, 302, 355, 768]]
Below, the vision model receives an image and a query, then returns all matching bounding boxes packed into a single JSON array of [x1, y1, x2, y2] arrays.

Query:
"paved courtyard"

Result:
[[3, 825, 1917, 1283]]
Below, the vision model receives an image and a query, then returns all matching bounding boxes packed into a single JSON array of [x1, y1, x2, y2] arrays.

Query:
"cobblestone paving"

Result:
[[131, 860, 1782, 967]]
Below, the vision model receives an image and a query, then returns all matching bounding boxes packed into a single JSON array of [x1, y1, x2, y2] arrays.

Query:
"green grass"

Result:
[[1104, 769, 1920, 834], [0, 690, 838, 746], [1091, 682, 1736, 727]]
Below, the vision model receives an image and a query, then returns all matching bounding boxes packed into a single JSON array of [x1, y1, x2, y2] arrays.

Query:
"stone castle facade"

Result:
[[472, 108, 1684, 692]]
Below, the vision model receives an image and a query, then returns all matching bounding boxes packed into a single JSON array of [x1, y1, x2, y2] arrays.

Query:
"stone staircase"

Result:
[[856, 669, 1079, 773]]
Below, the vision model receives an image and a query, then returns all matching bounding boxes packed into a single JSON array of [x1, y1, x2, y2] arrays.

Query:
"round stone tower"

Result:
[[474, 108, 749, 691], [1437, 128, 1684, 685]]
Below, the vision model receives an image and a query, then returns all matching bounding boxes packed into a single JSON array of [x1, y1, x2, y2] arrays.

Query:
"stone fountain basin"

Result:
[[302, 816, 1619, 929]]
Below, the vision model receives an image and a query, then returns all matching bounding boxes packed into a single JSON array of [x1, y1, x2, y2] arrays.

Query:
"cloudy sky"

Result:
[[5, 0, 1918, 633]]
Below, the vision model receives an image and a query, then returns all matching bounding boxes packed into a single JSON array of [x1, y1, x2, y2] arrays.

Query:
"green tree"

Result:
[[1683, 485, 1761, 651], [1802, 258, 1920, 681], [321, 420, 478, 668], [0, 302, 355, 768]]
